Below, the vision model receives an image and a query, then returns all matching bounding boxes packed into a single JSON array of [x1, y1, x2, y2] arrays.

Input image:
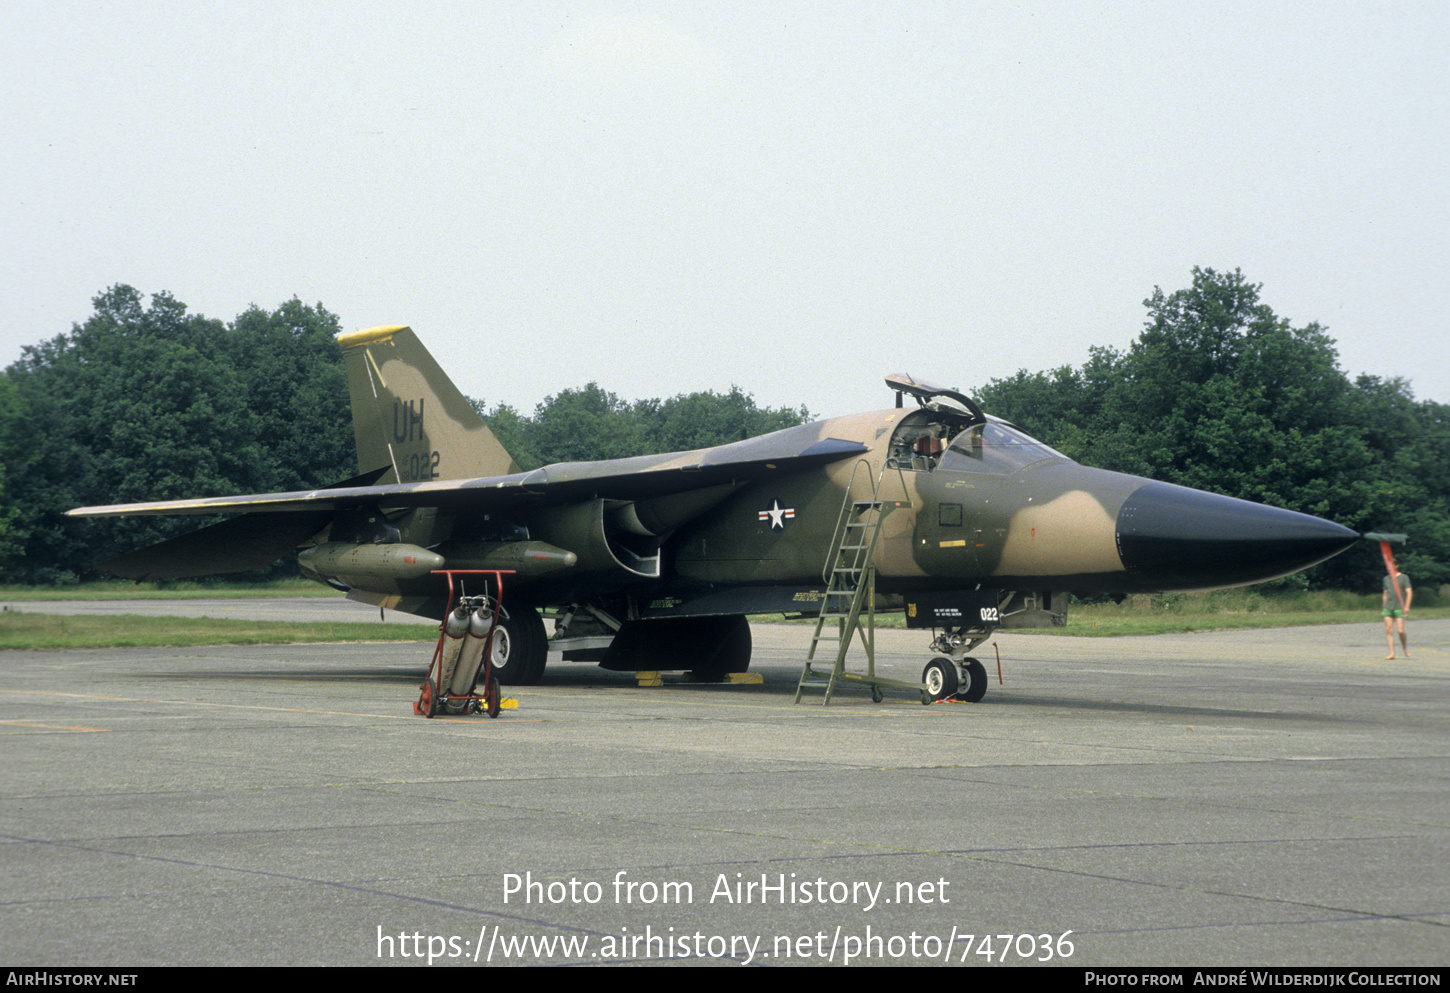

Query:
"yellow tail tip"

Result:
[[337, 325, 410, 349]]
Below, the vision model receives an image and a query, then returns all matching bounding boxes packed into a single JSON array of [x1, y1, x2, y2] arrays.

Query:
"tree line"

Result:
[[1, 272, 1443, 590], [474, 384, 810, 472], [971, 268, 1448, 591], [0, 286, 352, 583], [0, 286, 808, 582]]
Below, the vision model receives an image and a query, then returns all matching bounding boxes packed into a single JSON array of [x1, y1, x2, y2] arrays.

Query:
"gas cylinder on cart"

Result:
[[435, 604, 472, 691], [443, 602, 495, 712]]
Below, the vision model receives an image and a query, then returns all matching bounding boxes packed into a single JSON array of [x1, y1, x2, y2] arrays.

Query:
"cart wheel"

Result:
[[414, 681, 436, 718], [485, 676, 501, 718], [871, 686, 883, 703]]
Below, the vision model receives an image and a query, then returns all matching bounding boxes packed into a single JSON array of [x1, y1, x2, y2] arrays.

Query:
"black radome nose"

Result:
[[1116, 481, 1360, 590]]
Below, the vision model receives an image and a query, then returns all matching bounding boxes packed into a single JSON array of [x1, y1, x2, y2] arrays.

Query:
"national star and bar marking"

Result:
[[759, 499, 795, 531]]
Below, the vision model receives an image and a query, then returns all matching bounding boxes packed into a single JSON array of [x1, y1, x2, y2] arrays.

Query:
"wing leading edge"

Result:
[[68, 430, 868, 520]]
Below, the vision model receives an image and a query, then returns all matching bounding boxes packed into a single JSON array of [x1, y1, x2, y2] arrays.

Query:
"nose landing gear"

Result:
[[922, 654, 990, 703]]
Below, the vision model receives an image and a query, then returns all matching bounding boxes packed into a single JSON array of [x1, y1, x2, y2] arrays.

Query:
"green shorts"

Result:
[[1383, 608, 1405, 619]]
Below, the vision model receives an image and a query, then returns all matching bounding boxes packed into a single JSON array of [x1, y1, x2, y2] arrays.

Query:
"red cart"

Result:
[[414, 570, 515, 718]]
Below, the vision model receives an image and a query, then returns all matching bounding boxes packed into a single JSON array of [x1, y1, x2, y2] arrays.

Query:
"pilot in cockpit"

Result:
[[912, 425, 944, 470]]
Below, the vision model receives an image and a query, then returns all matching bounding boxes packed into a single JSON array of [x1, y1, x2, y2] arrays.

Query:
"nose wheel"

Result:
[[923, 658, 958, 701], [921, 655, 990, 703], [918, 620, 1000, 704], [959, 657, 988, 703]]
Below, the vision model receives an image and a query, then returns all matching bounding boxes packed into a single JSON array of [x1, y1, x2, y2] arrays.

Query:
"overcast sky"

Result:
[[4, 2, 1446, 421]]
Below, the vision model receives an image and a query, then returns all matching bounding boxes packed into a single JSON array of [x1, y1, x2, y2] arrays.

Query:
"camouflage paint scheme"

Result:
[[69, 326, 1359, 683]]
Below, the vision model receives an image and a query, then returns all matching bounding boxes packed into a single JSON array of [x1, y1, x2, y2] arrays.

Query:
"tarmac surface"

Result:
[[1, 599, 1446, 967]]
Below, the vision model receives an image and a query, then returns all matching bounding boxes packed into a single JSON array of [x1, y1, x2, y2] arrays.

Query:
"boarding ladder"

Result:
[[794, 459, 924, 705]]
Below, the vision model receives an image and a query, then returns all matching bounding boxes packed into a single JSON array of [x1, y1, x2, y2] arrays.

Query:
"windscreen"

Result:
[[939, 422, 1067, 474]]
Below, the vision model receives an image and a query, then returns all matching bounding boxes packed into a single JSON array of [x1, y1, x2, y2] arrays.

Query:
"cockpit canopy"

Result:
[[883, 373, 1067, 474], [940, 421, 1067, 473]]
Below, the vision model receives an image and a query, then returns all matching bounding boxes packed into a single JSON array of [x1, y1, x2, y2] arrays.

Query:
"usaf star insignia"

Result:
[[758, 498, 795, 531]]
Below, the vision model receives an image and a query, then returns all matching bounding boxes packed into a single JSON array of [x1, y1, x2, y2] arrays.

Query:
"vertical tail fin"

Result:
[[337, 325, 520, 483]]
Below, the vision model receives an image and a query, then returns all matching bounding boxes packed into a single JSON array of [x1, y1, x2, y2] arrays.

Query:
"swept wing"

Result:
[[68, 429, 867, 519]]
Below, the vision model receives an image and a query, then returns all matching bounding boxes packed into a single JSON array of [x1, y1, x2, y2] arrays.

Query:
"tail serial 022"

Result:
[[69, 325, 1360, 702]]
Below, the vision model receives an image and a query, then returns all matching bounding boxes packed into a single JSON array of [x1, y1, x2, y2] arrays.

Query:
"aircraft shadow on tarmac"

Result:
[[119, 657, 1357, 722], [988, 692, 1357, 723], [126, 665, 429, 684]]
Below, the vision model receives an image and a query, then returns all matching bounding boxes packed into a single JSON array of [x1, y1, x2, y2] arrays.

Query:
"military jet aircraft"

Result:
[[69, 325, 1360, 700]]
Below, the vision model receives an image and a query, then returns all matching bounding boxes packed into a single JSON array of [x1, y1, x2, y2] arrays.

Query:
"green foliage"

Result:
[[3, 284, 807, 585], [468, 401, 537, 471], [0, 378, 29, 568], [522, 383, 648, 464], [226, 299, 351, 489], [0, 610, 434, 650], [476, 386, 810, 470], [14, 272, 1444, 595], [1, 286, 354, 583], [638, 387, 810, 455], [976, 267, 1450, 590]]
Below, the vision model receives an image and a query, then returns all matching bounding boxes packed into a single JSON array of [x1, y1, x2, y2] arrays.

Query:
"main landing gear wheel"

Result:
[[687, 615, 752, 683], [958, 656, 988, 703], [489, 605, 548, 686], [923, 657, 959, 702]]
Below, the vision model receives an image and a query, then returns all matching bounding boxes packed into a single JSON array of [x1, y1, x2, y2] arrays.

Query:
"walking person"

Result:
[[1383, 571, 1412, 659]]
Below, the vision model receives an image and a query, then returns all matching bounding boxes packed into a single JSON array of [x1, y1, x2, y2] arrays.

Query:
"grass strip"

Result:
[[769, 588, 1447, 638], [1, 588, 1442, 649], [0, 579, 332, 601], [1023, 608, 1448, 637], [0, 612, 436, 650]]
